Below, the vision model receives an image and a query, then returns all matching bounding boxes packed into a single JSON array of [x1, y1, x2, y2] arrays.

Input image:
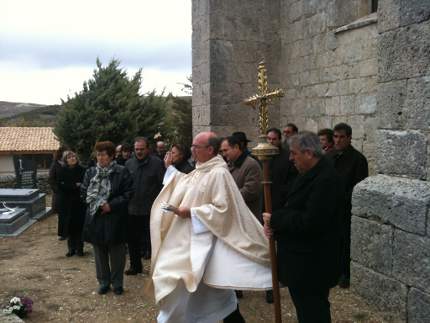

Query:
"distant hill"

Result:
[[0, 101, 61, 126]]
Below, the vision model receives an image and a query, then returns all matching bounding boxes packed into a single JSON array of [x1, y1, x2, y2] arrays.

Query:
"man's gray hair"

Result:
[[288, 131, 323, 158]]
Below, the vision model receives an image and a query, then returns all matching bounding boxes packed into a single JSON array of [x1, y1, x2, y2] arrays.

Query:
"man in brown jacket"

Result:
[[220, 136, 262, 220]]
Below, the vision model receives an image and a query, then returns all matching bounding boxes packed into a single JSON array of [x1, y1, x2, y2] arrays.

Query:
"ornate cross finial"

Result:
[[244, 60, 284, 135]]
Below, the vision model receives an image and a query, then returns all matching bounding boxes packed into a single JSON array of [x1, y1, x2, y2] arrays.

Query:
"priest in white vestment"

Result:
[[150, 132, 272, 323]]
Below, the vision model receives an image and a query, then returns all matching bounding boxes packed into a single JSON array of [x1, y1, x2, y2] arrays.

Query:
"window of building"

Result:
[[335, 0, 378, 27], [371, 0, 378, 13]]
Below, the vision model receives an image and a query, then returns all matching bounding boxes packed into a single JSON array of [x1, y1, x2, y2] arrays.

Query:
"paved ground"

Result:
[[0, 214, 393, 322]]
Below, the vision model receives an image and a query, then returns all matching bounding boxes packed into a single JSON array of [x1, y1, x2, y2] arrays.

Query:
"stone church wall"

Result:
[[280, 0, 378, 173], [192, 1, 429, 320], [350, 1, 430, 322], [192, 0, 281, 140], [192, 0, 379, 172]]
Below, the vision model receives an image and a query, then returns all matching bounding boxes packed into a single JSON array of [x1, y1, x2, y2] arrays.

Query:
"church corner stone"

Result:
[[351, 262, 408, 321], [408, 288, 430, 323], [376, 130, 427, 180]]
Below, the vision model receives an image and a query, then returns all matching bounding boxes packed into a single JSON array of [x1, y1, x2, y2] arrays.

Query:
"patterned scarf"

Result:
[[86, 162, 115, 218]]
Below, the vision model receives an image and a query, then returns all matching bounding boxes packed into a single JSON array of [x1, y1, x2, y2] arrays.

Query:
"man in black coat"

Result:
[[263, 131, 343, 323], [328, 123, 368, 288], [267, 127, 298, 211], [264, 127, 297, 304], [125, 137, 165, 275]]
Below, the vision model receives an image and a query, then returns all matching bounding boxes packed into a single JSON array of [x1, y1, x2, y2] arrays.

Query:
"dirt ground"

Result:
[[0, 212, 393, 323]]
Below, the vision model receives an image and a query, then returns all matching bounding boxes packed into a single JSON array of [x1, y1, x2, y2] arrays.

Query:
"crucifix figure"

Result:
[[243, 60, 284, 323]]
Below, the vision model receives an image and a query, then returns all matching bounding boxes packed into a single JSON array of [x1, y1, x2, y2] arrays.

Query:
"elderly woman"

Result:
[[164, 143, 194, 174], [57, 150, 86, 257], [81, 141, 133, 295]]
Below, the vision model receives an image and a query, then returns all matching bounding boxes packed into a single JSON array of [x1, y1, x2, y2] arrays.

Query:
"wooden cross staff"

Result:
[[244, 60, 284, 323]]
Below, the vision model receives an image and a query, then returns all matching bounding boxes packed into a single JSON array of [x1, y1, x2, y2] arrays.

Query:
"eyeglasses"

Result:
[[191, 144, 209, 149]]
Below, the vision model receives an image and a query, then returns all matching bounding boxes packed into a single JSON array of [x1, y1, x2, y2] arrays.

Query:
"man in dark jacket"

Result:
[[267, 127, 298, 211], [328, 123, 368, 288], [263, 131, 343, 323], [220, 136, 262, 219], [115, 143, 132, 166], [265, 127, 298, 304], [125, 137, 164, 275]]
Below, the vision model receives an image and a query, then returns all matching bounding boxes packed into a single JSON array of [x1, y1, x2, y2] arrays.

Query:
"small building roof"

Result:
[[0, 127, 59, 154]]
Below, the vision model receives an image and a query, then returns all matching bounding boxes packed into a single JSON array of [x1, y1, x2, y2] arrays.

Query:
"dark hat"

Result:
[[232, 131, 251, 143]]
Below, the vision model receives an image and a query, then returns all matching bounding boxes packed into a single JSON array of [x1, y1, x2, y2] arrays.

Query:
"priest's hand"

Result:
[[175, 206, 191, 218], [262, 212, 273, 239]]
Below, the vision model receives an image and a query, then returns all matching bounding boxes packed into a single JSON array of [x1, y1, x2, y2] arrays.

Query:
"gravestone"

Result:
[[0, 189, 51, 236], [0, 189, 51, 220], [0, 207, 32, 236], [13, 156, 37, 189]]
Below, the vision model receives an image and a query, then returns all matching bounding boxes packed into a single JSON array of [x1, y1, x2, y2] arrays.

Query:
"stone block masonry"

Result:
[[352, 175, 430, 320], [192, 1, 430, 320]]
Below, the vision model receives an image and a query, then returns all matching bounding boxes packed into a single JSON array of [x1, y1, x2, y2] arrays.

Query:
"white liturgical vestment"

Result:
[[150, 156, 272, 323]]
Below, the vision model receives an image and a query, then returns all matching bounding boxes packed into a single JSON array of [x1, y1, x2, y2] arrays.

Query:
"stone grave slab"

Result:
[[0, 207, 34, 236], [0, 188, 52, 220]]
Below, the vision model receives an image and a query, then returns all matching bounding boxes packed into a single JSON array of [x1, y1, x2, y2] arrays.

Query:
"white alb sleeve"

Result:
[[191, 207, 211, 234], [163, 165, 178, 185]]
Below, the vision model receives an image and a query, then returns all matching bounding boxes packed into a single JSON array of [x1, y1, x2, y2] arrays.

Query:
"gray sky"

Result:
[[0, 0, 191, 104]]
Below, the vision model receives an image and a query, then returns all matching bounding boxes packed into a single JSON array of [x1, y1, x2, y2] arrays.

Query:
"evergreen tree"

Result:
[[164, 96, 192, 147], [130, 90, 169, 140], [55, 59, 144, 162]]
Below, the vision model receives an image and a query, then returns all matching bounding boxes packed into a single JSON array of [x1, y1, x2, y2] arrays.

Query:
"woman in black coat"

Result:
[[48, 146, 68, 240], [81, 141, 133, 296], [57, 151, 86, 256]]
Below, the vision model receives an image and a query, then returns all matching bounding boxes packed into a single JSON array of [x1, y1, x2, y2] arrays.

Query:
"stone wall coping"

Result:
[[334, 12, 378, 35]]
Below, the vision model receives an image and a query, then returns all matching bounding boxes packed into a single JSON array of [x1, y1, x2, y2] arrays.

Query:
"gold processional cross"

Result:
[[243, 60, 284, 159], [243, 60, 284, 323]]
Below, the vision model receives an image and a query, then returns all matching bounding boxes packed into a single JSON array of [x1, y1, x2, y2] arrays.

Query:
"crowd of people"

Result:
[[48, 121, 368, 323]]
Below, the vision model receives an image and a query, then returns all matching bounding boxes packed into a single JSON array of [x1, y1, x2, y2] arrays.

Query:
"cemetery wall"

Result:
[[0, 173, 51, 193]]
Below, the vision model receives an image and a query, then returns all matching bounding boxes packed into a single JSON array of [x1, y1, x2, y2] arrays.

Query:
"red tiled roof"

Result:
[[0, 127, 59, 153]]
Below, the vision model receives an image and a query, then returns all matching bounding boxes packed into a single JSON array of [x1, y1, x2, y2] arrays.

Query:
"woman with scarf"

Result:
[[57, 150, 86, 257], [81, 141, 133, 296]]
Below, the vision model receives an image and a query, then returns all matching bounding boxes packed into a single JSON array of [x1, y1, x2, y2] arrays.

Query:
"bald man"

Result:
[[150, 132, 272, 323]]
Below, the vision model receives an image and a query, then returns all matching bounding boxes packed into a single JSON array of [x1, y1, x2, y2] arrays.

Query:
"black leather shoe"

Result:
[[65, 250, 75, 257], [265, 290, 274, 304], [124, 268, 142, 275], [97, 285, 110, 295], [58, 236, 66, 241], [113, 287, 124, 295]]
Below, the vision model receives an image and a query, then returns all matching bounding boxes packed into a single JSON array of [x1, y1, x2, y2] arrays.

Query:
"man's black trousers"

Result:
[[127, 213, 150, 271], [289, 287, 331, 323]]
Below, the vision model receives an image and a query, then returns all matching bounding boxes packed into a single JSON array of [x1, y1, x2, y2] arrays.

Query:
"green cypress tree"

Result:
[[54, 59, 143, 162]]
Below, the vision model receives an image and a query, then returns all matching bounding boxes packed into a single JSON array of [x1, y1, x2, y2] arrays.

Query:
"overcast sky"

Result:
[[0, 0, 191, 104]]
